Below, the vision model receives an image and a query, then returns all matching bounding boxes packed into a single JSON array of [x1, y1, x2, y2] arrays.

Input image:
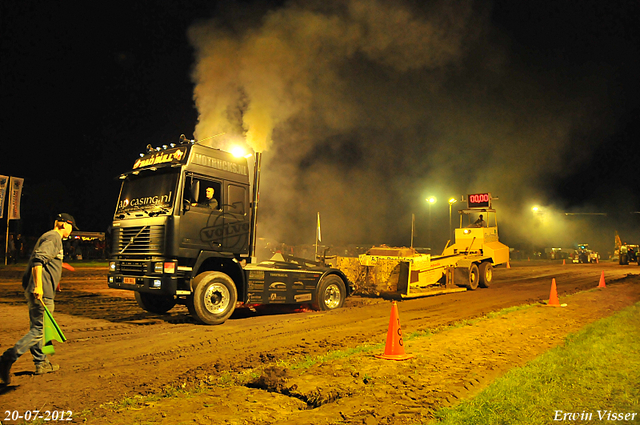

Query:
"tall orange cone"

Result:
[[375, 302, 414, 360], [547, 278, 560, 306], [598, 271, 606, 288], [563, 259, 566, 265], [507, 261, 511, 269]]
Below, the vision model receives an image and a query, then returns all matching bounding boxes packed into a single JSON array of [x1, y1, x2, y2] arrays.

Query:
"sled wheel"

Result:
[[187, 271, 237, 325], [454, 265, 478, 290], [134, 292, 176, 314], [455, 264, 480, 290], [478, 262, 492, 288], [313, 275, 346, 311]]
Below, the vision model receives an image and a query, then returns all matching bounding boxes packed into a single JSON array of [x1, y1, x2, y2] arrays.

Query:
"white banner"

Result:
[[8, 177, 24, 220], [0, 175, 8, 219]]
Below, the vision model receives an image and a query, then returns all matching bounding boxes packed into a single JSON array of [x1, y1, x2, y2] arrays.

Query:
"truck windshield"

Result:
[[115, 169, 178, 216]]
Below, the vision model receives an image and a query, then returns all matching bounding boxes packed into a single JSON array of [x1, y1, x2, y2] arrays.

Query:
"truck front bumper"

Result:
[[108, 273, 178, 295]]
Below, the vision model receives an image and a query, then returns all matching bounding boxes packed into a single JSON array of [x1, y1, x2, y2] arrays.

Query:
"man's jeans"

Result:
[[7, 291, 54, 365]]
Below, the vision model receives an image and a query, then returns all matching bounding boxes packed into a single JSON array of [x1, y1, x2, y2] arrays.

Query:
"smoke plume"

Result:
[[188, 0, 619, 254]]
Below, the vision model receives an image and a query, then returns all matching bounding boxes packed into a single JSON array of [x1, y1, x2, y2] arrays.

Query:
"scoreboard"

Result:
[[467, 193, 491, 209]]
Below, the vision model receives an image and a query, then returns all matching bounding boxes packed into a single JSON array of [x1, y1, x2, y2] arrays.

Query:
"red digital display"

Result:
[[468, 193, 491, 208]]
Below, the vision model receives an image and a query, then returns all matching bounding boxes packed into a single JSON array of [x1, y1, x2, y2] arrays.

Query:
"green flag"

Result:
[[42, 302, 66, 355]]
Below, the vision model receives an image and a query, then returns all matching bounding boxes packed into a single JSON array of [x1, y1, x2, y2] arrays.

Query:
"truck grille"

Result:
[[116, 225, 165, 255], [120, 260, 147, 273]]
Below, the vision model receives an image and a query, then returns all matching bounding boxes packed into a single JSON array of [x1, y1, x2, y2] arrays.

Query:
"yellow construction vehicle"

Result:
[[348, 193, 509, 298]]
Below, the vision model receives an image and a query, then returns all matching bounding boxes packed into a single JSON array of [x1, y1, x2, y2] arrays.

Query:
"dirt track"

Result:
[[1, 261, 639, 424]]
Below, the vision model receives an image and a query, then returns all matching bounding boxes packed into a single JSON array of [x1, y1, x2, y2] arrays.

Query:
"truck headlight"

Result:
[[109, 261, 116, 272], [154, 262, 163, 273]]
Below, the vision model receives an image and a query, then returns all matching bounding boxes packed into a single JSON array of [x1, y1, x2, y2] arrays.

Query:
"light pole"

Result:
[[426, 196, 436, 249], [448, 198, 457, 242]]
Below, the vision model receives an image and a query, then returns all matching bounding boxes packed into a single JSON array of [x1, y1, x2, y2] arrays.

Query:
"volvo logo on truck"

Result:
[[200, 212, 250, 250]]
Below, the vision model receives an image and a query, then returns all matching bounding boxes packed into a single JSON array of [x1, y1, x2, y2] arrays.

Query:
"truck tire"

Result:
[[134, 292, 176, 314], [187, 271, 237, 325], [313, 274, 346, 311], [478, 262, 492, 288], [455, 264, 480, 290]]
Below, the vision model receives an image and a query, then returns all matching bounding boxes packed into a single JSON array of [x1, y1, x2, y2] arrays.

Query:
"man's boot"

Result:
[[35, 359, 60, 375], [0, 348, 17, 385]]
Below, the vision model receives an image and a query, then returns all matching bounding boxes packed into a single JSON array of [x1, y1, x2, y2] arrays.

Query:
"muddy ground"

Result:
[[1, 261, 639, 424]]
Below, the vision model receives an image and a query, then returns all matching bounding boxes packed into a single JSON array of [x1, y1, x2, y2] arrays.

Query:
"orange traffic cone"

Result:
[[507, 261, 511, 269], [563, 259, 566, 265], [375, 302, 414, 360], [547, 278, 561, 306], [598, 271, 606, 288]]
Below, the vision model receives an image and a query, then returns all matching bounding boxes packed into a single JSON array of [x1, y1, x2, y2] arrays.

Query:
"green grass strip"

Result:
[[432, 303, 640, 424]]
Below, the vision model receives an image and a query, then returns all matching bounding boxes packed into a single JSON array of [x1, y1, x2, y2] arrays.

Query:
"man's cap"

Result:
[[56, 213, 79, 230]]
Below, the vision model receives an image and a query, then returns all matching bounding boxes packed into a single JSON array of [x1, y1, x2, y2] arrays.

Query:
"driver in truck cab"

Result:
[[201, 187, 219, 210]]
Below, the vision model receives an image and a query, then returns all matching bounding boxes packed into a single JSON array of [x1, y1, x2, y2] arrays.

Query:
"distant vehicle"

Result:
[[619, 244, 639, 265], [571, 244, 598, 264], [547, 247, 567, 260]]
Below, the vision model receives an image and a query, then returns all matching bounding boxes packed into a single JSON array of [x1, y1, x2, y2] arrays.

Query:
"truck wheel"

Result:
[[455, 264, 480, 290], [478, 262, 492, 288], [313, 274, 346, 311], [134, 292, 176, 314], [187, 272, 237, 325]]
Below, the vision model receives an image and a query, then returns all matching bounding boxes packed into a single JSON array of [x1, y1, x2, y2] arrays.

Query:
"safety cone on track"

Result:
[[375, 302, 414, 360], [598, 271, 606, 288], [563, 259, 566, 265], [507, 261, 511, 269], [546, 278, 561, 307]]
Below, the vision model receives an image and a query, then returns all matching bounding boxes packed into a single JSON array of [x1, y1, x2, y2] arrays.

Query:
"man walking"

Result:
[[0, 213, 78, 385]]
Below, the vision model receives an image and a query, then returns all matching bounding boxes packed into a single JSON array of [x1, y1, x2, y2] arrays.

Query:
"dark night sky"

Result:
[[2, 0, 639, 253]]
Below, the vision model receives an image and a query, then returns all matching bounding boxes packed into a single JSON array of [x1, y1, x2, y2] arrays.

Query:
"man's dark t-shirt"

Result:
[[22, 230, 64, 299]]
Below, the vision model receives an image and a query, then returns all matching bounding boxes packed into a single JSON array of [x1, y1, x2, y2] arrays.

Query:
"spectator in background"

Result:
[[8, 235, 16, 264]]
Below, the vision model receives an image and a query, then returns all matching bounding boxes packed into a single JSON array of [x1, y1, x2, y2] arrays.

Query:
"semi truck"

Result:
[[347, 193, 509, 298], [107, 136, 352, 325]]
